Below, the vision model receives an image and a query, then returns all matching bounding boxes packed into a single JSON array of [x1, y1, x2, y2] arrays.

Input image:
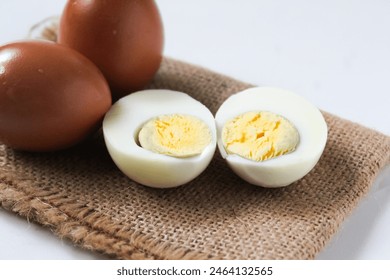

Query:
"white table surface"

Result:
[[0, 0, 389, 260]]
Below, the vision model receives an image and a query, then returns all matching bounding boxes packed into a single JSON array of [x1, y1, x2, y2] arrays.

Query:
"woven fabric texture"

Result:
[[1, 19, 390, 260]]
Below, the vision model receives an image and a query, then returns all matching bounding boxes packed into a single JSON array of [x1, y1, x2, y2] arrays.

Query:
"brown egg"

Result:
[[0, 40, 112, 152], [58, 0, 164, 100]]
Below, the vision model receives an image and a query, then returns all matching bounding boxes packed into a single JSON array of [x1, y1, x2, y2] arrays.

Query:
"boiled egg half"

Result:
[[215, 87, 328, 188], [103, 89, 217, 188]]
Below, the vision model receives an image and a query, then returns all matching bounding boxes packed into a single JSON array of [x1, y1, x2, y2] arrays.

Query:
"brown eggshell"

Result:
[[58, 0, 164, 100], [0, 40, 112, 152]]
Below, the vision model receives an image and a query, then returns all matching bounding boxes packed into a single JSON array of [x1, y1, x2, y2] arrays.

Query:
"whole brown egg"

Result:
[[58, 0, 164, 100], [0, 41, 112, 152]]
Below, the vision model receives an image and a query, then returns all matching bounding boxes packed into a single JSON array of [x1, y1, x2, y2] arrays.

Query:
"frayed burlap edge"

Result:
[[0, 168, 218, 260]]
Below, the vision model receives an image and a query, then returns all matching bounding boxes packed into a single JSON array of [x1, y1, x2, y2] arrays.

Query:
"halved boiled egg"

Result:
[[215, 87, 328, 188], [103, 89, 217, 188]]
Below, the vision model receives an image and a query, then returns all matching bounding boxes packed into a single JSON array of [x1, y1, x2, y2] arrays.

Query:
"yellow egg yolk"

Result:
[[138, 114, 212, 158], [222, 111, 299, 161]]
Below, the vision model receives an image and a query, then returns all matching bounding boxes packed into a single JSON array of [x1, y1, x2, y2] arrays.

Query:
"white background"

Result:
[[0, 0, 389, 260]]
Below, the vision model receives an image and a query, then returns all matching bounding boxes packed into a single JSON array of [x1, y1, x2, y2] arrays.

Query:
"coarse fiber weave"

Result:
[[1, 20, 390, 260]]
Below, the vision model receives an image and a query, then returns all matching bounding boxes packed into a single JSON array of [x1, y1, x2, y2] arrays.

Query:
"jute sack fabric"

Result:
[[1, 20, 390, 260]]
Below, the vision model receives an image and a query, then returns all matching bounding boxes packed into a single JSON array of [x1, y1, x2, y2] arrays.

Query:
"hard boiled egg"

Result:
[[103, 90, 217, 188], [0, 41, 111, 152], [215, 87, 328, 188], [58, 0, 164, 100]]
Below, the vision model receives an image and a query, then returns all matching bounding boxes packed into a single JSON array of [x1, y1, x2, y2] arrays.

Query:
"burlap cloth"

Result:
[[1, 19, 390, 260]]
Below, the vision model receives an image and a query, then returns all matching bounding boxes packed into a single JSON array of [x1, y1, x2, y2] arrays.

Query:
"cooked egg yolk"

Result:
[[138, 114, 212, 158], [222, 111, 299, 161]]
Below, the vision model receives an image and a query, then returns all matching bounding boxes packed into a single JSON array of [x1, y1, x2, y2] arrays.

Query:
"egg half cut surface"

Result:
[[103, 89, 217, 188], [215, 87, 328, 188]]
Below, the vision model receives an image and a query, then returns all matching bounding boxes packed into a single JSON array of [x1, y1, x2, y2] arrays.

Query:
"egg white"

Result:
[[103, 89, 217, 188], [215, 87, 328, 188]]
